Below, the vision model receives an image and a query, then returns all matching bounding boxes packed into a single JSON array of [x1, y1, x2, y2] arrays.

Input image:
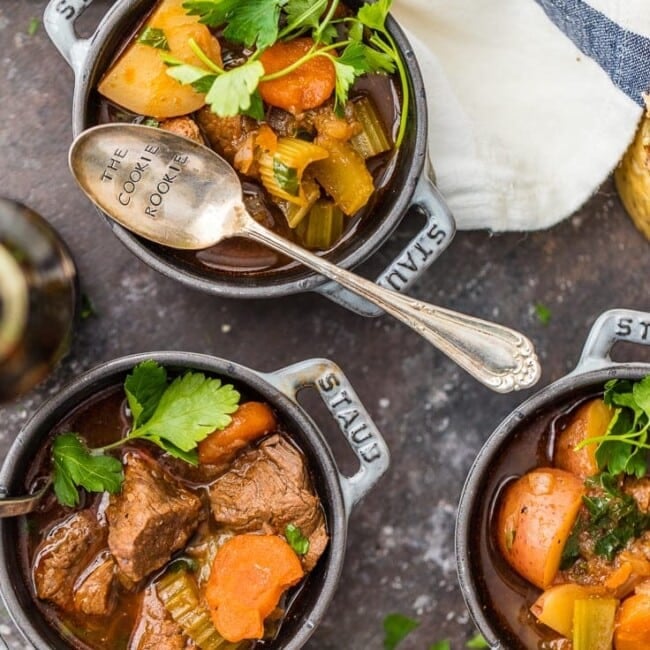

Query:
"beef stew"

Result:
[[20, 361, 329, 650], [475, 377, 650, 649], [94, 0, 404, 275]]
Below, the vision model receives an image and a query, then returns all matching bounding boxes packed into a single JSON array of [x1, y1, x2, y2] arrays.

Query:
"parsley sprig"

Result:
[[52, 360, 240, 507], [575, 377, 650, 477], [175, 0, 407, 147]]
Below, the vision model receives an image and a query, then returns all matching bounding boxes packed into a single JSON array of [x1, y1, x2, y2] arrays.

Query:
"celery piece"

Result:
[[259, 137, 328, 205], [350, 96, 392, 159], [572, 598, 617, 650], [311, 135, 374, 215], [157, 568, 239, 649], [296, 200, 344, 250], [277, 176, 321, 229]]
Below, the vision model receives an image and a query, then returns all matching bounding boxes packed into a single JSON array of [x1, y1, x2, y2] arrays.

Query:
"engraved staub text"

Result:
[[616, 316, 650, 340], [381, 220, 448, 292], [318, 372, 381, 463]]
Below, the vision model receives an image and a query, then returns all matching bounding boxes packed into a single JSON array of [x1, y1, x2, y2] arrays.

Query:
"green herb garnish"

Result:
[[80, 293, 96, 320], [383, 613, 419, 650], [52, 360, 240, 506], [143, 117, 161, 127], [429, 642, 450, 650], [534, 302, 552, 325], [137, 26, 170, 50], [285, 523, 310, 555], [466, 634, 489, 649], [27, 18, 40, 36], [177, 0, 408, 147], [561, 473, 650, 566], [273, 159, 300, 196], [575, 377, 650, 477]]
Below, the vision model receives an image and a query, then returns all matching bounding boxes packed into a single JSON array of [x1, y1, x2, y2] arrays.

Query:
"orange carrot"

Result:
[[614, 591, 650, 650], [205, 534, 304, 642], [198, 401, 277, 465], [255, 124, 278, 153], [258, 38, 336, 114]]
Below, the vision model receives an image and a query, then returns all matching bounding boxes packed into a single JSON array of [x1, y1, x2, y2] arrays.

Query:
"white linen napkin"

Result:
[[392, 0, 650, 231]]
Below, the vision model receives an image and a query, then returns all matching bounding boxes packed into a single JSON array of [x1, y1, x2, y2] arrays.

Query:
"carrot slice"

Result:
[[205, 534, 304, 642], [198, 401, 277, 465], [258, 38, 336, 114], [614, 591, 650, 650]]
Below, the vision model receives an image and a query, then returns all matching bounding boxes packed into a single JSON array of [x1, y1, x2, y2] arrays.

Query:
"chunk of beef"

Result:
[[33, 509, 107, 611], [129, 584, 195, 650], [159, 117, 204, 145], [196, 108, 257, 165], [625, 477, 650, 512], [266, 107, 298, 138], [209, 434, 328, 571], [73, 554, 116, 616], [107, 453, 203, 584]]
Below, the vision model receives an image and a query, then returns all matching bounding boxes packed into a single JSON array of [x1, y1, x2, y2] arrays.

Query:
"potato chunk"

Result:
[[497, 468, 585, 589], [98, 0, 222, 118], [554, 398, 613, 480]]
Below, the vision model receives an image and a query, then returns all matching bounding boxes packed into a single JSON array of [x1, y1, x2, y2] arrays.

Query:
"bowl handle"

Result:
[[263, 358, 390, 515], [315, 156, 456, 316], [44, 0, 96, 73], [575, 308, 650, 372]]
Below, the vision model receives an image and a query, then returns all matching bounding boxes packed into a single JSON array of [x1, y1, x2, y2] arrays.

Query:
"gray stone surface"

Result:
[[1, 2, 650, 649]]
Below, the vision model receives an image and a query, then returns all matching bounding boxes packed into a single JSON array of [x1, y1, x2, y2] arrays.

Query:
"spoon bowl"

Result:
[[70, 124, 541, 393]]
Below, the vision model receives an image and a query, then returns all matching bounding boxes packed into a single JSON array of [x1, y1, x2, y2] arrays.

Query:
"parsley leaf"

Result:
[[273, 159, 299, 195], [579, 376, 650, 478], [534, 302, 552, 325], [137, 26, 170, 50], [582, 475, 650, 560], [80, 293, 96, 320], [358, 0, 392, 31], [124, 359, 168, 427], [333, 60, 357, 110], [338, 41, 395, 75], [130, 372, 240, 454], [50, 362, 241, 505], [466, 634, 489, 649], [163, 54, 218, 93], [285, 523, 310, 555], [27, 18, 40, 36], [182, 0, 239, 26], [283, 0, 328, 34], [429, 642, 450, 650], [383, 613, 419, 650], [52, 434, 124, 507], [185, 0, 285, 50], [204, 61, 265, 117]]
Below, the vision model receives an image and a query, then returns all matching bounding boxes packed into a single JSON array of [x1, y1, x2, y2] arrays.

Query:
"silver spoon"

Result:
[[69, 124, 540, 393], [0, 481, 51, 518]]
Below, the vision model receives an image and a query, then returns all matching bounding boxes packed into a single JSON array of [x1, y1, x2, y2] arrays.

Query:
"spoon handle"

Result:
[[0, 482, 50, 518], [244, 218, 540, 392]]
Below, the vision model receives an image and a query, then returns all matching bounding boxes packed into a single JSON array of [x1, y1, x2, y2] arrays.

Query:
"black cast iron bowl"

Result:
[[0, 351, 389, 649], [43, 0, 455, 314], [455, 308, 650, 649]]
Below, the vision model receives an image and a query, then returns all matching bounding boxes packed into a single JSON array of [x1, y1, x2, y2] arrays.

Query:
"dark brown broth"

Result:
[[92, 3, 401, 274], [471, 391, 602, 649], [18, 381, 322, 650]]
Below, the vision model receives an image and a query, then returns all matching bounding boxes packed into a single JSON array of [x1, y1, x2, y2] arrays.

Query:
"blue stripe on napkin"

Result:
[[535, 0, 650, 105]]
